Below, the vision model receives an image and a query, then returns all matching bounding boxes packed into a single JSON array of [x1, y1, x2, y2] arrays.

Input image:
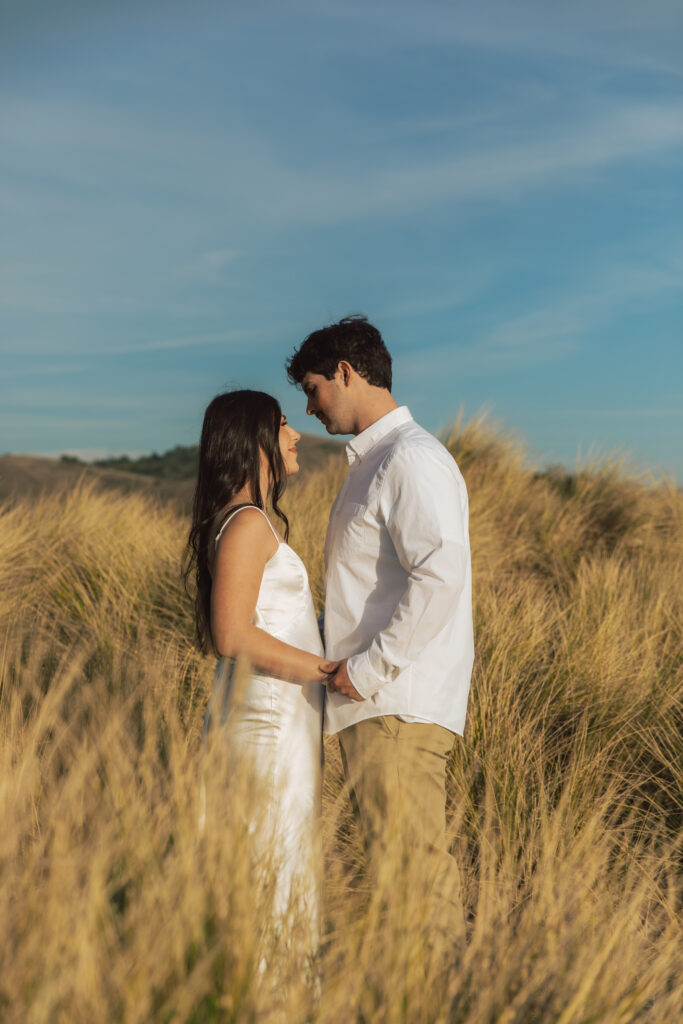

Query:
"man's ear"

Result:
[[337, 360, 354, 387]]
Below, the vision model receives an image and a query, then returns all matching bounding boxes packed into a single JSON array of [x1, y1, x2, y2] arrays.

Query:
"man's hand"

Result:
[[324, 658, 365, 701]]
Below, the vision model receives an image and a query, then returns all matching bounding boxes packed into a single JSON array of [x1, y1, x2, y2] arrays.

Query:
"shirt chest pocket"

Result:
[[332, 502, 369, 559]]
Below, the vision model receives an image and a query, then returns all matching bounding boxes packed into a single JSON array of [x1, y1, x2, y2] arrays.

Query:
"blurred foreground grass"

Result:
[[1, 417, 681, 1022]]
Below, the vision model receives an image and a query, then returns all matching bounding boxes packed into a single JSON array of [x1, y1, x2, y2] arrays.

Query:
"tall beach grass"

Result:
[[1, 418, 680, 1022]]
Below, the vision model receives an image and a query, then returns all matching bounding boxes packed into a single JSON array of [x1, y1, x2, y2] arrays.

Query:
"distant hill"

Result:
[[93, 446, 200, 480], [91, 434, 343, 479], [0, 434, 344, 509]]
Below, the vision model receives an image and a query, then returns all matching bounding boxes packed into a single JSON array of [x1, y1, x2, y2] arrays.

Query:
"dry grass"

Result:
[[1, 418, 681, 1022]]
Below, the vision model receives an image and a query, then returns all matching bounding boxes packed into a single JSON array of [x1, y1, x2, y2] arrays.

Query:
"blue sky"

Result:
[[2, 0, 682, 479]]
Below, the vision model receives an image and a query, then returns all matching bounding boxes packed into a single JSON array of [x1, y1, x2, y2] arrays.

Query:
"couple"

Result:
[[187, 316, 474, 957]]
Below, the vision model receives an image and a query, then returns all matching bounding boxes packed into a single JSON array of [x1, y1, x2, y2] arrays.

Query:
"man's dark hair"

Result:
[[286, 315, 392, 390]]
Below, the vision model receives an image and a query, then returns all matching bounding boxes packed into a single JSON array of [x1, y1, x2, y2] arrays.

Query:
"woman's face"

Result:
[[279, 414, 301, 476]]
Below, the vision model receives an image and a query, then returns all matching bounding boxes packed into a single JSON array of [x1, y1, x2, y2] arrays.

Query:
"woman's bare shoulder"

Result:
[[214, 506, 279, 559]]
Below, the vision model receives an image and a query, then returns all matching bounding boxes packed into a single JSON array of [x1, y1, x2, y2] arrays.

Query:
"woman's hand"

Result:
[[317, 659, 340, 681], [323, 659, 365, 701]]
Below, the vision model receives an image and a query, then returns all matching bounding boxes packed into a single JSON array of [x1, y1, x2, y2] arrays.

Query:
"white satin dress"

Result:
[[204, 504, 325, 946]]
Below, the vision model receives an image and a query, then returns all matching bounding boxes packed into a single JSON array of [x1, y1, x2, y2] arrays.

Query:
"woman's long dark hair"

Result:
[[184, 390, 289, 653]]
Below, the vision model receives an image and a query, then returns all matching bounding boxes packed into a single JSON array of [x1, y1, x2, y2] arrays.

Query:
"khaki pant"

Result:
[[338, 715, 465, 946]]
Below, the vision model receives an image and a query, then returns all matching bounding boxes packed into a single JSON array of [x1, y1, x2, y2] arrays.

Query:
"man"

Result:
[[286, 315, 474, 944]]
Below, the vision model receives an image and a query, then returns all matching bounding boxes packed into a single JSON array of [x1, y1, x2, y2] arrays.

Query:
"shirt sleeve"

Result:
[[346, 446, 469, 699]]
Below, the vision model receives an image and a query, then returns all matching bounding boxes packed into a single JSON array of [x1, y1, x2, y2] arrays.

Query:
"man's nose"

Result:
[[306, 399, 314, 415]]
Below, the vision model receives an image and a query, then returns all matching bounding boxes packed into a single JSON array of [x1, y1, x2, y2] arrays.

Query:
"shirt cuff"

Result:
[[346, 649, 384, 700]]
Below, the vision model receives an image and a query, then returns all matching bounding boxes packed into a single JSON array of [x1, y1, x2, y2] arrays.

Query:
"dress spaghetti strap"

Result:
[[214, 504, 281, 548]]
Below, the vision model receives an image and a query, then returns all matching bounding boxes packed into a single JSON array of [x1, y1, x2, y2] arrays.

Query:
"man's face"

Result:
[[301, 369, 352, 435]]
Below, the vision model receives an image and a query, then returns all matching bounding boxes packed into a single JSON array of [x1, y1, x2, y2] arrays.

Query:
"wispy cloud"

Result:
[[109, 329, 252, 355], [394, 250, 683, 380], [3, 90, 682, 228], [311, 0, 683, 78], [0, 362, 91, 379], [292, 102, 683, 225], [1, 330, 258, 359], [175, 248, 240, 283], [554, 408, 683, 420]]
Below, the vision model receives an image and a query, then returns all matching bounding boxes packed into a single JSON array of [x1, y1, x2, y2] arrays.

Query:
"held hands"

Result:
[[320, 658, 365, 702]]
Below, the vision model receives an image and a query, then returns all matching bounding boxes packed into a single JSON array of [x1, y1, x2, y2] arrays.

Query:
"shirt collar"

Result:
[[345, 406, 412, 465]]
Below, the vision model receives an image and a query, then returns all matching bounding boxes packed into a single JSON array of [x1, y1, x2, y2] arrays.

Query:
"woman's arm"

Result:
[[210, 508, 335, 682]]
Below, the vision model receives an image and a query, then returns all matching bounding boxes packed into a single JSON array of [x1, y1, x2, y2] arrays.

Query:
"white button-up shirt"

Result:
[[323, 406, 474, 736]]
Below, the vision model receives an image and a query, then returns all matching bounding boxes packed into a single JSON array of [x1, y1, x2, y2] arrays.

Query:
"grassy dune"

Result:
[[1, 418, 681, 1022]]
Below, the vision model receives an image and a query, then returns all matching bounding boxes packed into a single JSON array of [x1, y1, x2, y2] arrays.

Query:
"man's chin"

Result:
[[318, 416, 345, 435]]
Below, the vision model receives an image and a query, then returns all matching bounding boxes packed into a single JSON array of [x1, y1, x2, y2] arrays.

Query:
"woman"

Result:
[[185, 389, 335, 951]]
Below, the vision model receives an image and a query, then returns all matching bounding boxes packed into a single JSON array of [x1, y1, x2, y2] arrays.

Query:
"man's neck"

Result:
[[353, 391, 398, 435]]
